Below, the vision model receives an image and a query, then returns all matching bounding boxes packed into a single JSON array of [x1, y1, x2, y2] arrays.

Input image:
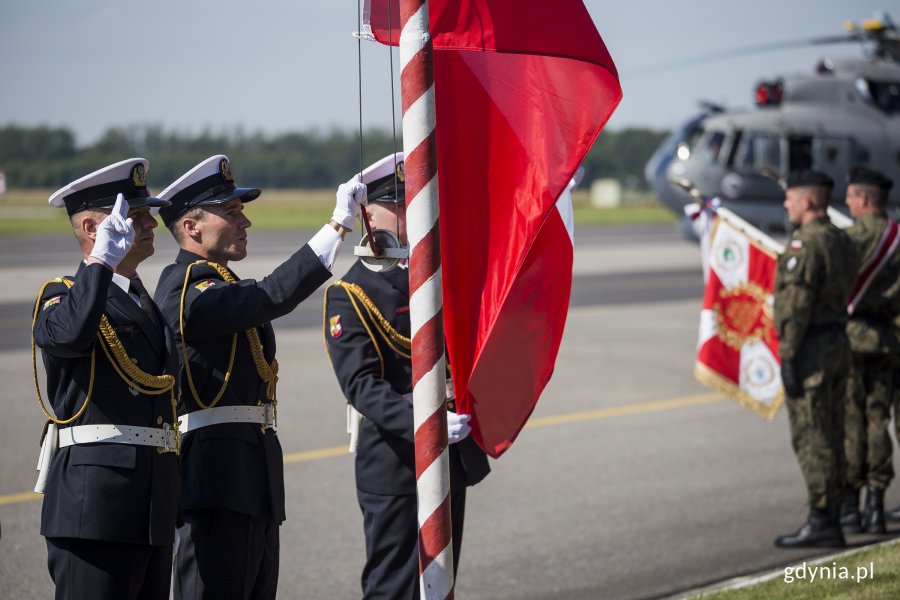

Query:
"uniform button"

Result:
[[131, 357, 139, 364], [156, 416, 163, 425]]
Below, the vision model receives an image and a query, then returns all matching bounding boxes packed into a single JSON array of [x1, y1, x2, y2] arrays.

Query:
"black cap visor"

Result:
[[127, 196, 170, 210], [201, 186, 262, 206], [160, 185, 261, 226], [64, 186, 169, 215]]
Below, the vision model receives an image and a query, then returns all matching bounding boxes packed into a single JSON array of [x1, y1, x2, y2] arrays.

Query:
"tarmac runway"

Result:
[[2, 224, 899, 599]]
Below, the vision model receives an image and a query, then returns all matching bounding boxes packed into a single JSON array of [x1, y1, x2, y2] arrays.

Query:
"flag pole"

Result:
[[397, 0, 454, 598]]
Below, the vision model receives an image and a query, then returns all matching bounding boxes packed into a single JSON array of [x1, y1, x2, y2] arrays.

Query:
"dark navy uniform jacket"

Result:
[[324, 261, 490, 495], [154, 246, 330, 524], [33, 262, 180, 546]]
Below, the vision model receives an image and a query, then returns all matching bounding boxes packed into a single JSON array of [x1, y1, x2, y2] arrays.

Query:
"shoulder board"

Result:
[[185, 260, 234, 288], [187, 260, 225, 278]]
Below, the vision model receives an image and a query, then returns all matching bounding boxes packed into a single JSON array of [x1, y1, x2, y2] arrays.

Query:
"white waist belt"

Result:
[[178, 404, 276, 434], [58, 423, 178, 453]]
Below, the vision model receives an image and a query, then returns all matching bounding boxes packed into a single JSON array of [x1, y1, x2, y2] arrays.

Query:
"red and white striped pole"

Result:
[[398, 0, 454, 598]]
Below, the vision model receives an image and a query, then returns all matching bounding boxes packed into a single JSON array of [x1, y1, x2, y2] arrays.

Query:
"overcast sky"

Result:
[[1, 0, 893, 145]]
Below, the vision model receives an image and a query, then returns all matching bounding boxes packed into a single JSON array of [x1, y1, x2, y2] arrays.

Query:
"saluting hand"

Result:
[[89, 193, 135, 270]]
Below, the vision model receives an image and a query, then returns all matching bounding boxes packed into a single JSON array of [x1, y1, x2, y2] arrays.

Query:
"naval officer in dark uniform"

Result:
[[153, 154, 366, 599], [323, 154, 490, 599], [33, 158, 180, 600]]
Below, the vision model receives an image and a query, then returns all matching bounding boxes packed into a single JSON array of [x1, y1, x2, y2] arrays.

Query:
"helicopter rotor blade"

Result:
[[627, 34, 857, 79]]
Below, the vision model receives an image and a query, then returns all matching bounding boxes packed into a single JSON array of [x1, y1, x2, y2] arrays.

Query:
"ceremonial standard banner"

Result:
[[364, 0, 621, 456], [695, 219, 784, 420]]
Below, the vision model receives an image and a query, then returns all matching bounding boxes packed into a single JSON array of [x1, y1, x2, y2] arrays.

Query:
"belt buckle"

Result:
[[159, 423, 179, 454], [262, 403, 277, 431]]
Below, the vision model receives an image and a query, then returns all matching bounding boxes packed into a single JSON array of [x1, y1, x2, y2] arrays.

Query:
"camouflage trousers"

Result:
[[785, 333, 849, 509], [894, 362, 900, 454], [845, 352, 895, 490]]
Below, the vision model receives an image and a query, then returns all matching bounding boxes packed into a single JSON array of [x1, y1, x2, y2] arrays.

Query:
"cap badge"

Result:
[[395, 161, 405, 182], [329, 315, 343, 338], [132, 164, 146, 187], [220, 159, 234, 182]]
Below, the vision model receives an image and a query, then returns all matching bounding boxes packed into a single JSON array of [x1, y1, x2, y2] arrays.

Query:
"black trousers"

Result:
[[357, 488, 467, 600], [173, 508, 279, 600], [46, 537, 172, 600]]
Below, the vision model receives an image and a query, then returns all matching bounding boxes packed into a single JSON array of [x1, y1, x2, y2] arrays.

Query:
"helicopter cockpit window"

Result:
[[733, 132, 780, 172], [695, 130, 726, 164], [855, 78, 900, 115]]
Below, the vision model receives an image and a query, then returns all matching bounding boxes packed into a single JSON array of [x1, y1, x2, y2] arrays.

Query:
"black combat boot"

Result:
[[775, 508, 846, 548], [839, 488, 862, 534], [862, 485, 887, 534]]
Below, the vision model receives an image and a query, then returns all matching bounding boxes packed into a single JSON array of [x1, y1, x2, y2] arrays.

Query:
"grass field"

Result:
[[0, 188, 675, 236], [697, 540, 900, 600]]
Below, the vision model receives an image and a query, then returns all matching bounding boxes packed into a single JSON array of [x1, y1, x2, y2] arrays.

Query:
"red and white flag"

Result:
[[695, 218, 784, 420], [364, 0, 621, 457]]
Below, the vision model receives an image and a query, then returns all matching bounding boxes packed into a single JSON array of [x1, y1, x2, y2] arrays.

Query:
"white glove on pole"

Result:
[[333, 176, 368, 230], [447, 412, 472, 444], [89, 193, 134, 270]]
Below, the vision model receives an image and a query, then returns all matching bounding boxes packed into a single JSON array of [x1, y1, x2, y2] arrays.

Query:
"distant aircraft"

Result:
[[645, 12, 900, 236]]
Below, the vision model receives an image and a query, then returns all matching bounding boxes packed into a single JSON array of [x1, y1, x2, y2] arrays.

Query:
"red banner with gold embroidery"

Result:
[[695, 218, 784, 419]]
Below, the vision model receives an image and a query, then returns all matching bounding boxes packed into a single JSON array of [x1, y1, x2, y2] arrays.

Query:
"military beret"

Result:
[[847, 166, 893, 191], [785, 169, 834, 190], [48, 158, 169, 216], [158, 155, 260, 227], [362, 152, 405, 203]]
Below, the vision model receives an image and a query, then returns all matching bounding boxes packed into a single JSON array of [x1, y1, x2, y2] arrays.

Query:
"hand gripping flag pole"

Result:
[[398, 0, 454, 598]]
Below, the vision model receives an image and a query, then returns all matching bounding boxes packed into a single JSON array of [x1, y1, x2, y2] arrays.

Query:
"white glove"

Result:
[[447, 412, 471, 444], [89, 193, 134, 270], [333, 176, 368, 230]]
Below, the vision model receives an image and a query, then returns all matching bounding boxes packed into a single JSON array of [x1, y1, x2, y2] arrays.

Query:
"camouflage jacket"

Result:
[[845, 212, 900, 353], [774, 216, 858, 361]]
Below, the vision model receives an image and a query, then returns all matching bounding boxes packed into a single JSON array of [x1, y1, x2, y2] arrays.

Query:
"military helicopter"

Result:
[[645, 13, 900, 236]]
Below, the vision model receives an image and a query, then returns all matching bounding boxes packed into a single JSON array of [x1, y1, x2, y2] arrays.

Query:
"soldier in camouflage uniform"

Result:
[[838, 167, 899, 535], [774, 170, 859, 549], [891, 313, 900, 522]]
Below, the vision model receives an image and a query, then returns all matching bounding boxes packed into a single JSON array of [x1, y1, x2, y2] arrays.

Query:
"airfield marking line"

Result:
[[0, 491, 42, 506], [525, 392, 722, 428], [283, 446, 348, 463], [0, 391, 724, 507]]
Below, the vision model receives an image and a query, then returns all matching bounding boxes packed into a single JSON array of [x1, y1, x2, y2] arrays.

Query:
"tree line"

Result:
[[0, 124, 668, 190]]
